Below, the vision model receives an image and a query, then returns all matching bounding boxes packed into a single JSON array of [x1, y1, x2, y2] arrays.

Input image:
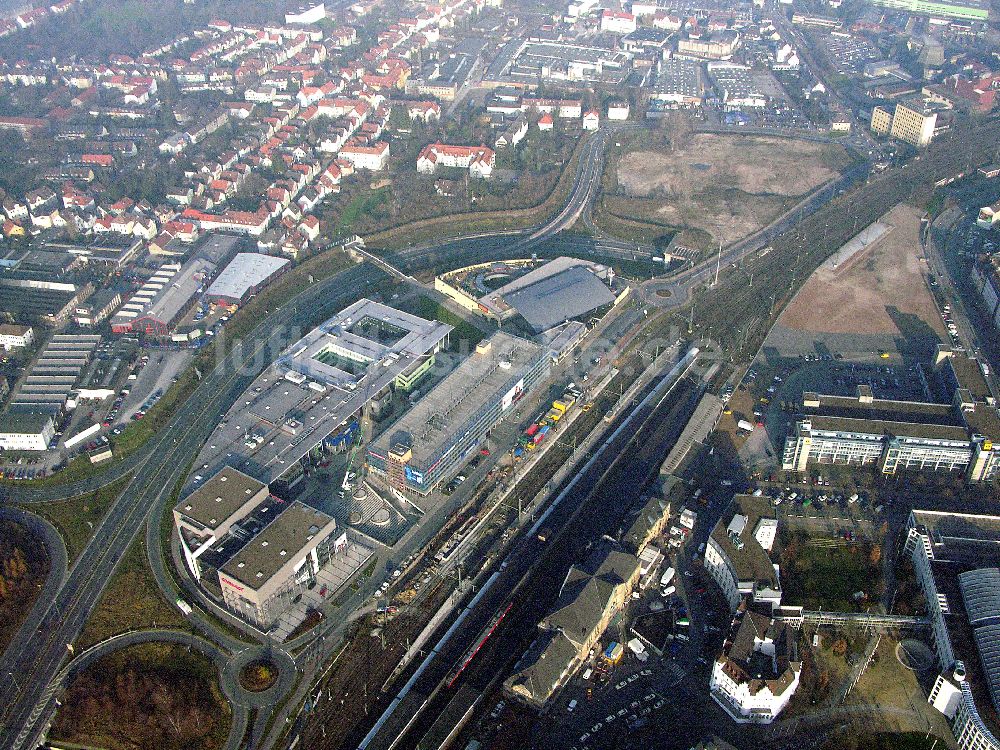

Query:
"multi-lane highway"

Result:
[[0, 121, 869, 750], [0, 129, 618, 750], [0, 265, 386, 750]]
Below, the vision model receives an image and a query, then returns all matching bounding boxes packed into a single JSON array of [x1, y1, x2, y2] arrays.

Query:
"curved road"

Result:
[[0, 123, 870, 750], [44, 628, 285, 750]]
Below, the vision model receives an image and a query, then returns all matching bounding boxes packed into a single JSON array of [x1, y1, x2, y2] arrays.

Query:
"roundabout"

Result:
[[239, 658, 280, 693]]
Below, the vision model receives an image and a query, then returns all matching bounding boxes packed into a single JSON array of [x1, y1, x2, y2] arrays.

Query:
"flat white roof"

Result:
[[206, 252, 290, 300]]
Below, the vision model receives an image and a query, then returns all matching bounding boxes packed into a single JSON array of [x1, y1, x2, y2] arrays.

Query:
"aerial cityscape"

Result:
[[0, 0, 998, 748]]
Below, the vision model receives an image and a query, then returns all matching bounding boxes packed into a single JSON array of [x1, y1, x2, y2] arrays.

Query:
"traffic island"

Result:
[[239, 659, 280, 693]]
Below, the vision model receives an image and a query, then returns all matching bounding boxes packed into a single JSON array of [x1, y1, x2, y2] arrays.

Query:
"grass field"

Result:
[[779, 529, 884, 611], [404, 296, 487, 349], [845, 638, 955, 739], [76, 534, 185, 650], [338, 187, 390, 235], [24, 476, 131, 563]]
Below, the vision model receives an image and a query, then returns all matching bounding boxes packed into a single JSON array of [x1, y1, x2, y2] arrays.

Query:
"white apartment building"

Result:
[[0, 323, 33, 351], [709, 609, 801, 724]]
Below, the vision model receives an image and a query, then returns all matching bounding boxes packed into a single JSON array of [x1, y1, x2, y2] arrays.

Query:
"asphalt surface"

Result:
[[0, 126, 618, 750], [0, 264, 385, 750], [0, 119, 873, 750]]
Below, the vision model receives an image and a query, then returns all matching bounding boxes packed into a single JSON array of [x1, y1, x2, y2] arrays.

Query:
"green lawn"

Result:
[[76, 534, 185, 650], [25, 476, 132, 563], [405, 296, 486, 348], [779, 531, 884, 611], [338, 187, 389, 235]]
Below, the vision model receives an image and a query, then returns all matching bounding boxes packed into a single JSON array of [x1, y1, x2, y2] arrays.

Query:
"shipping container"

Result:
[[526, 423, 539, 436], [539, 424, 551, 435], [552, 400, 568, 413], [737, 419, 755, 433]]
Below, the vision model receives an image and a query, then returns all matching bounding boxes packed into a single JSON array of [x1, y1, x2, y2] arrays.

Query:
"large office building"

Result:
[[782, 350, 1000, 482], [368, 331, 550, 495], [276, 298, 451, 390], [190, 298, 452, 485], [905, 509, 1000, 750], [174, 467, 349, 629], [869, 0, 988, 21], [205, 252, 290, 306], [871, 99, 940, 147]]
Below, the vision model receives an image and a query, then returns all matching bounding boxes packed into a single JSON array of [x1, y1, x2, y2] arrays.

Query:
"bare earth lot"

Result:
[[778, 203, 946, 339], [612, 134, 850, 246]]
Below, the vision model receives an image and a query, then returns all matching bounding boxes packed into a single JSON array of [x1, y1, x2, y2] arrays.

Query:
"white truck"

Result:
[[737, 419, 755, 433], [660, 566, 675, 587]]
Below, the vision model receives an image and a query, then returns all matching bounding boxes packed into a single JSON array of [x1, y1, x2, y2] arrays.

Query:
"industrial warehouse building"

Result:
[[205, 252, 290, 306], [174, 467, 350, 629], [0, 411, 55, 451], [782, 349, 1000, 482], [367, 331, 549, 494], [869, 0, 988, 20], [111, 260, 214, 335], [6, 333, 101, 414], [111, 233, 246, 336]]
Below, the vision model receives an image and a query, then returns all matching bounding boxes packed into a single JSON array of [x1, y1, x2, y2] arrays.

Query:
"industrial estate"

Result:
[[0, 0, 999, 749]]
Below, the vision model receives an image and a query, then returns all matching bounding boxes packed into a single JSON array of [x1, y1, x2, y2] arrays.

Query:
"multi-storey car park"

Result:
[[189, 297, 453, 486], [367, 331, 550, 497]]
